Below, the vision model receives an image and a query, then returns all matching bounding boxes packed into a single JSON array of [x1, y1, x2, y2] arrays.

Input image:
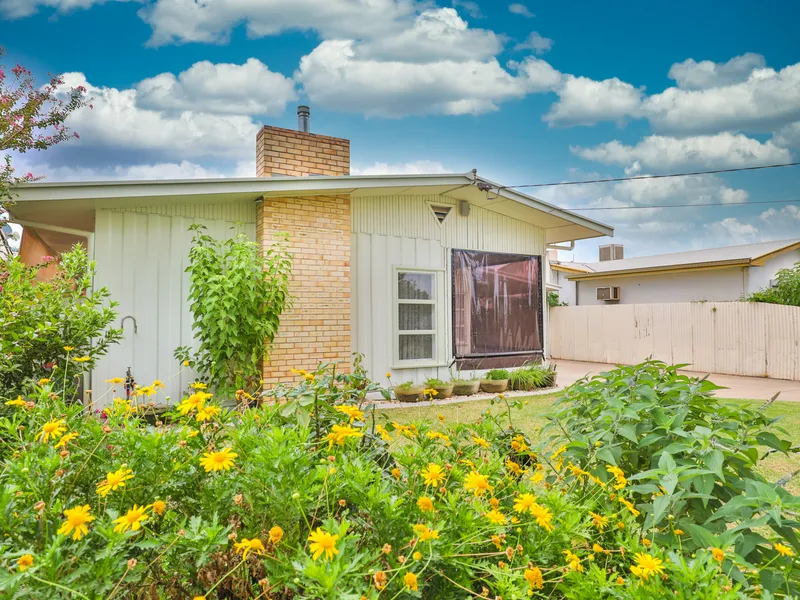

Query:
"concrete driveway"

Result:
[[554, 360, 800, 402]]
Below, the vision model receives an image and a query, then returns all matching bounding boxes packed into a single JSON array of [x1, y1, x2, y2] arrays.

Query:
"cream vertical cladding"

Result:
[[350, 194, 548, 382], [92, 204, 256, 406]]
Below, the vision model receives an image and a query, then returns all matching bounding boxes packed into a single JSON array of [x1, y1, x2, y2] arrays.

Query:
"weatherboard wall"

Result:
[[350, 193, 548, 383], [92, 202, 256, 406]]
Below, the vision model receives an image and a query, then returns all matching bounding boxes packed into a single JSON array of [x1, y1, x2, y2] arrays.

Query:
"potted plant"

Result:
[[393, 381, 424, 403], [480, 369, 510, 394], [509, 363, 554, 391], [451, 375, 480, 396], [424, 377, 454, 399]]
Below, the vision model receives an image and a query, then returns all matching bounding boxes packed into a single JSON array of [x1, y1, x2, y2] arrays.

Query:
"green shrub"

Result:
[[484, 368, 510, 381], [424, 377, 448, 387], [4, 360, 783, 599], [547, 291, 567, 307], [0, 245, 122, 401], [175, 224, 293, 396], [544, 360, 800, 596], [746, 261, 800, 306]]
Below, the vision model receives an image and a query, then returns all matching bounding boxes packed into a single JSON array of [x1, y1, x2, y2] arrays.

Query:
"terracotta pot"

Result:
[[480, 379, 509, 394], [430, 383, 454, 399], [393, 386, 424, 403], [452, 380, 481, 396]]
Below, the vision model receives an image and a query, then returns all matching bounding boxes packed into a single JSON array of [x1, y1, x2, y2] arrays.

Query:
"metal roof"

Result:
[[559, 238, 800, 280], [10, 172, 614, 244]]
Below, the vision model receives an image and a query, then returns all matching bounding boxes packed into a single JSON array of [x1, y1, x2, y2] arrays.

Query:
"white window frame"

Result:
[[393, 266, 444, 368]]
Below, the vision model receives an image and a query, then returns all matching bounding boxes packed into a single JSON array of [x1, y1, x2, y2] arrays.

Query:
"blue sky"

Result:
[[1, 0, 799, 260]]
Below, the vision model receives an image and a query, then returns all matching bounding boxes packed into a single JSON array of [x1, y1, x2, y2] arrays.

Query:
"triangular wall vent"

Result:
[[429, 204, 453, 225]]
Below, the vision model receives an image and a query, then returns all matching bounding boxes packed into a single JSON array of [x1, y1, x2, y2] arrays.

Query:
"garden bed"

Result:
[[368, 385, 560, 409]]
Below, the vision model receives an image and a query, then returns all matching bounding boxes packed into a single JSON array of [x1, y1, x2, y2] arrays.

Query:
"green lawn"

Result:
[[376, 394, 800, 493]]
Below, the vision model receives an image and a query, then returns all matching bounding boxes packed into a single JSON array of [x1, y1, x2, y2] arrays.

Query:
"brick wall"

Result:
[[256, 126, 350, 177], [255, 125, 352, 385]]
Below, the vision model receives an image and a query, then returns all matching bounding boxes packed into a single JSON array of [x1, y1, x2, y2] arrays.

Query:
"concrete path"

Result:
[[554, 360, 800, 402]]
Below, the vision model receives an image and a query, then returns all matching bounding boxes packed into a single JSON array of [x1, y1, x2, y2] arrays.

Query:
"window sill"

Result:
[[391, 361, 450, 370]]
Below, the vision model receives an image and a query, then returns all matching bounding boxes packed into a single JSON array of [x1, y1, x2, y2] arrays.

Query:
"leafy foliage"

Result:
[[484, 368, 511, 381], [510, 363, 556, 391], [2, 360, 783, 599], [747, 261, 800, 306], [545, 360, 800, 596], [0, 48, 87, 254], [547, 291, 568, 307], [176, 224, 293, 395], [0, 245, 122, 400]]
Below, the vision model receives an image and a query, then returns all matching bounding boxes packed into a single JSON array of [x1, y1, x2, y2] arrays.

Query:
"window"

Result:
[[452, 250, 543, 358], [395, 270, 439, 363]]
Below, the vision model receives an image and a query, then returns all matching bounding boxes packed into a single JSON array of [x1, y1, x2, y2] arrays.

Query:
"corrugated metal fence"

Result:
[[549, 302, 800, 381]]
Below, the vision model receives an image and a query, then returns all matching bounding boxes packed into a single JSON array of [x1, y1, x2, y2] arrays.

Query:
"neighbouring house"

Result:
[[9, 107, 612, 404], [550, 240, 800, 306]]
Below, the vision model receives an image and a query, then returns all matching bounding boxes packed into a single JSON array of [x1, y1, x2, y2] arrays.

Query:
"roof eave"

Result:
[[11, 172, 614, 240], [566, 258, 752, 280]]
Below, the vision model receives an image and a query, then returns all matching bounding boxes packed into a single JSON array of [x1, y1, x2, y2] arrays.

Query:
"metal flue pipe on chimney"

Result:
[[297, 105, 310, 133]]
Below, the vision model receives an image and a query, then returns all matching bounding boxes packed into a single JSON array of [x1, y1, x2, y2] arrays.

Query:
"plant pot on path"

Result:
[[430, 383, 454, 399], [452, 380, 481, 396], [393, 385, 424, 403], [480, 379, 509, 394]]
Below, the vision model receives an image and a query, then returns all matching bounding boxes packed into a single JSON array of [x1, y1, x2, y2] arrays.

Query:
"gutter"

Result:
[[566, 258, 751, 280]]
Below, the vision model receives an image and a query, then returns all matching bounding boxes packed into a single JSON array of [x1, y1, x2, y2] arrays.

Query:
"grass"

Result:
[[376, 394, 800, 493]]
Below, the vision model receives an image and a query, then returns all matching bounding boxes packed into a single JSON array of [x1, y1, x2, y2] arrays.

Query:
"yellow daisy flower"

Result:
[[308, 527, 339, 561], [199, 447, 238, 472], [57, 505, 94, 540]]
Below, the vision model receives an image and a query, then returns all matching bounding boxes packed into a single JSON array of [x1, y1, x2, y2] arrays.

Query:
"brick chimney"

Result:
[[256, 107, 352, 386], [256, 106, 350, 177]]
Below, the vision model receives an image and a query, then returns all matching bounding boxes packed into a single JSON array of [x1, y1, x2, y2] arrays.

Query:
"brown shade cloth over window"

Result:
[[453, 250, 543, 357]]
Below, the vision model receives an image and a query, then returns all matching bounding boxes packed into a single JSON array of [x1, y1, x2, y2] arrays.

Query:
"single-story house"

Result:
[[550, 240, 800, 306], [10, 108, 613, 404]]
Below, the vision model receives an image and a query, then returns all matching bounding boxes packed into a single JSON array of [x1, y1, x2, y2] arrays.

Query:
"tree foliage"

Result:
[[0, 47, 87, 254], [746, 261, 800, 306], [0, 245, 122, 400], [176, 225, 293, 395]]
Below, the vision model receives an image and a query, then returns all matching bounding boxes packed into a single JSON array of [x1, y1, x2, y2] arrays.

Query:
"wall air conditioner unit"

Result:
[[599, 244, 624, 261], [596, 286, 621, 302]]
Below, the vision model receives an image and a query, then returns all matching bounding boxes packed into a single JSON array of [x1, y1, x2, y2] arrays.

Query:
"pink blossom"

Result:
[[25, 172, 34, 179], [41, 255, 55, 263]]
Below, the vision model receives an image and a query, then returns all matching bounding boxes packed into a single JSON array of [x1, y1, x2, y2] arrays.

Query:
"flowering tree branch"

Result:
[[0, 46, 88, 255]]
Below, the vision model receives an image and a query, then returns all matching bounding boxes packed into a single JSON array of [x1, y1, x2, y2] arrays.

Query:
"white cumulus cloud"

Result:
[[572, 133, 791, 169], [352, 160, 449, 175], [761, 205, 800, 222], [136, 58, 296, 115], [56, 72, 261, 162], [358, 8, 503, 63], [643, 61, 800, 134], [545, 75, 645, 126], [508, 3, 534, 17], [667, 53, 766, 90], [0, 0, 136, 18], [707, 217, 760, 244], [296, 39, 558, 117], [515, 32, 553, 55], [138, 0, 420, 46]]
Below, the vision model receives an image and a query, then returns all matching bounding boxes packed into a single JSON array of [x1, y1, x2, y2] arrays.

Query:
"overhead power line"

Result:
[[499, 161, 800, 190], [567, 198, 800, 211]]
